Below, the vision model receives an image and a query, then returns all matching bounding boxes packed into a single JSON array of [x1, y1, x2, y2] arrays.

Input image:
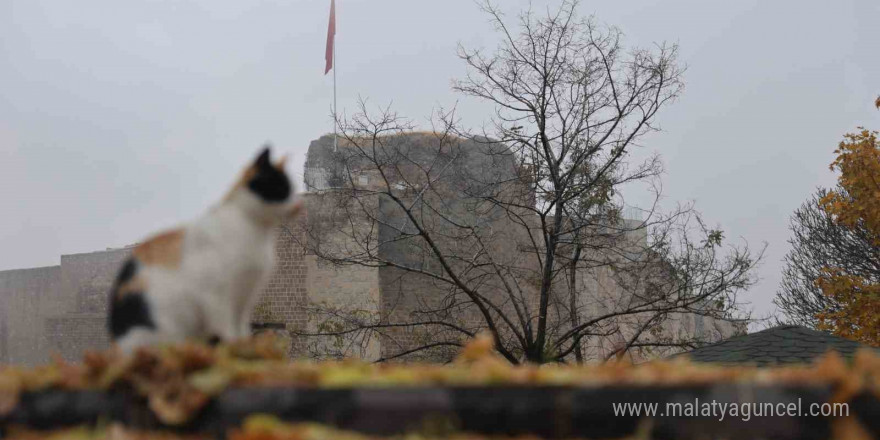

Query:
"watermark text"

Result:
[[611, 398, 848, 422]]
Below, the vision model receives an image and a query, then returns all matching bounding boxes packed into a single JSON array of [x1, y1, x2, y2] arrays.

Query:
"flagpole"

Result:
[[333, 29, 338, 153]]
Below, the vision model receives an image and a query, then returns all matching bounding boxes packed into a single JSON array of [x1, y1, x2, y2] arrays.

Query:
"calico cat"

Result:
[[108, 147, 302, 352]]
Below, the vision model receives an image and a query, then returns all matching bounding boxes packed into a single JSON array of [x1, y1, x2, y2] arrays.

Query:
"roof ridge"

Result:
[[673, 324, 878, 365]]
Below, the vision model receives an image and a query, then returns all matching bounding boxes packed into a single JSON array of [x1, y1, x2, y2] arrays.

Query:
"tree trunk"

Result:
[[569, 245, 584, 363]]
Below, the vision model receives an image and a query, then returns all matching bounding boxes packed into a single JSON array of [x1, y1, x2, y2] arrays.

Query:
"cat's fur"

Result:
[[108, 147, 302, 352]]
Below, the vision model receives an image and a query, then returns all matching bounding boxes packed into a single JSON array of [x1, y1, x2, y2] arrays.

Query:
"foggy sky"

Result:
[[1, 0, 878, 320]]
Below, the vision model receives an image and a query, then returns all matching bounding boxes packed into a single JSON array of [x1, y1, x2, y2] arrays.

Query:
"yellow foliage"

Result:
[[816, 127, 880, 346], [820, 129, 880, 244]]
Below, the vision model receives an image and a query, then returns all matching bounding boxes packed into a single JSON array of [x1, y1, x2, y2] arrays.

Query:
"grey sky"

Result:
[[1, 0, 878, 320]]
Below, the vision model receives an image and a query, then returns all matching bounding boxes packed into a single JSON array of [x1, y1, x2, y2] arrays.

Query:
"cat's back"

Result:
[[108, 216, 270, 339], [132, 228, 186, 268]]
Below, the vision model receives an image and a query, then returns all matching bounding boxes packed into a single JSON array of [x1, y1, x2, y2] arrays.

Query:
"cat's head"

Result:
[[226, 145, 302, 222]]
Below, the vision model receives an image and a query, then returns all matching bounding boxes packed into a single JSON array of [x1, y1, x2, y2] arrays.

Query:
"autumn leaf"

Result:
[[815, 126, 880, 346]]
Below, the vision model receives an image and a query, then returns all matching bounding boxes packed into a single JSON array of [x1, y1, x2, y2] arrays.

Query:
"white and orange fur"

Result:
[[108, 147, 302, 352]]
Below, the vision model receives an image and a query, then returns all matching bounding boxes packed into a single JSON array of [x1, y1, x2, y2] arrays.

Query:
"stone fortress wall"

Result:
[[299, 134, 741, 362], [0, 134, 738, 365], [0, 249, 127, 365]]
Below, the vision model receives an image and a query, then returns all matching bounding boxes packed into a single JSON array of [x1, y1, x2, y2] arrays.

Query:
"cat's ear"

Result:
[[255, 146, 272, 168], [275, 154, 288, 170]]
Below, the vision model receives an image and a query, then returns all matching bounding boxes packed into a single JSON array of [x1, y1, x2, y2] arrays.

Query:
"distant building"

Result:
[[300, 133, 742, 362]]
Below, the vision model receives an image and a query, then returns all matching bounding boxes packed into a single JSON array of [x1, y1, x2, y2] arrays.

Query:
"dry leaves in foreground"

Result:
[[0, 332, 879, 426]]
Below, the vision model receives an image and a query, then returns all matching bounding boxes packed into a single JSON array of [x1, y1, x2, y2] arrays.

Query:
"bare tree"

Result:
[[775, 188, 879, 328], [296, 0, 759, 364]]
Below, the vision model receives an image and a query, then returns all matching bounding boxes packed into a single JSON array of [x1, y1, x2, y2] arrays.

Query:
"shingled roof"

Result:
[[673, 325, 879, 366]]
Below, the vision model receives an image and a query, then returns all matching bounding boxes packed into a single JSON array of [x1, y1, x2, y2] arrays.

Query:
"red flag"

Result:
[[324, 0, 335, 74]]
